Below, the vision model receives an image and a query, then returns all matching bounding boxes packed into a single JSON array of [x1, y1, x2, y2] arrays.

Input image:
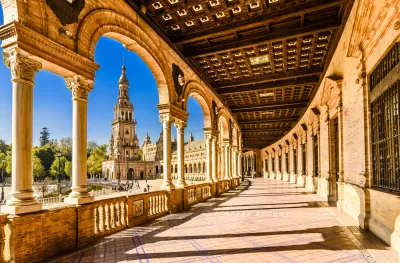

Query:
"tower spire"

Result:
[[119, 57, 129, 86]]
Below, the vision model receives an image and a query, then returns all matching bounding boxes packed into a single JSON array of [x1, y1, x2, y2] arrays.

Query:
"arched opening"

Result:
[[127, 168, 134, 181]]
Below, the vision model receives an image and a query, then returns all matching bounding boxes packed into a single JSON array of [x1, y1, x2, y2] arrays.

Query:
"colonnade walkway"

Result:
[[50, 179, 399, 263]]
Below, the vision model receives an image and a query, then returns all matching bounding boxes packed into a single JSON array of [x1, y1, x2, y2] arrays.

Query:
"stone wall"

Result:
[[0, 178, 240, 262], [261, 0, 400, 256]]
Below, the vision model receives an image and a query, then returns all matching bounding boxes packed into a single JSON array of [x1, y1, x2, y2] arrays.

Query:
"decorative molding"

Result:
[[157, 103, 189, 123], [0, 22, 99, 79], [3, 48, 42, 83]]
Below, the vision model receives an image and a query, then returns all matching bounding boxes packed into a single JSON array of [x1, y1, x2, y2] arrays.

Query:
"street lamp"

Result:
[[126, 152, 131, 185], [1, 159, 4, 202], [57, 152, 62, 195], [117, 151, 121, 188]]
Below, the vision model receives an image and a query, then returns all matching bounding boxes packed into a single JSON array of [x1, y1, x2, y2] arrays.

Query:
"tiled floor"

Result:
[[49, 179, 399, 263]]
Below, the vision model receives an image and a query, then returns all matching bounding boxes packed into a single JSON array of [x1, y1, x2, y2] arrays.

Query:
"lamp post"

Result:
[[117, 151, 121, 188], [1, 159, 4, 202], [126, 152, 131, 185], [57, 152, 62, 195]]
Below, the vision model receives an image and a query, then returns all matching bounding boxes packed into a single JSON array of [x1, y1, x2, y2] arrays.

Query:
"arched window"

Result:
[[175, 165, 177, 173], [124, 90, 127, 96], [161, 166, 163, 173]]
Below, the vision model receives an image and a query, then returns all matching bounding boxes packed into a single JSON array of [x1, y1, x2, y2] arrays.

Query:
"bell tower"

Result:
[[109, 63, 140, 161]]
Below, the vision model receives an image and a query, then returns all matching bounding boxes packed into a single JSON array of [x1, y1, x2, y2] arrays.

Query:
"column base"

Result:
[[160, 182, 175, 191], [205, 178, 214, 184], [1, 203, 42, 214], [175, 181, 188, 188], [64, 196, 94, 205]]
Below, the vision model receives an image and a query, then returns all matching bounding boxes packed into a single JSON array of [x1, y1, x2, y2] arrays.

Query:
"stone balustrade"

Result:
[[0, 177, 241, 263]]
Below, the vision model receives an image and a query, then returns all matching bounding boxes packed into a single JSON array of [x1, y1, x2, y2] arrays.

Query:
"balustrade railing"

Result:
[[148, 192, 168, 217], [36, 194, 63, 204], [94, 197, 128, 235], [188, 187, 196, 205]]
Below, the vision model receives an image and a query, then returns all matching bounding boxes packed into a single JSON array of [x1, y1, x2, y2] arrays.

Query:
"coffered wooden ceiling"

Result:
[[126, 0, 354, 149]]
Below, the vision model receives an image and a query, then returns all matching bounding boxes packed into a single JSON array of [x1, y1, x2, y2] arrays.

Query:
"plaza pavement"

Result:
[[48, 178, 399, 263]]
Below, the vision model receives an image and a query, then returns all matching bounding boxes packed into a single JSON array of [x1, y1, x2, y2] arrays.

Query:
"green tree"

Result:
[[5, 152, 12, 175], [33, 156, 46, 180], [87, 148, 107, 178], [49, 156, 68, 178], [39, 127, 50, 146], [0, 140, 10, 154], [87, 141, 99, 157], [59, 138, 72, 161], [64, 160, 72, 179], [33, 145, 55, 174]]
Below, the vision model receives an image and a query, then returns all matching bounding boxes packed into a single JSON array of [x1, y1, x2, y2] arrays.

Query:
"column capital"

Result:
[[3, 48, 42, 84], [174, 119, 186, 131], [65, 75, 94, 101], [159, 113, 174, 126]]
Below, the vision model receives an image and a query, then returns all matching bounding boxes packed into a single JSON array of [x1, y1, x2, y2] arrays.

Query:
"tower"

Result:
[[109, 64, 140, 161]]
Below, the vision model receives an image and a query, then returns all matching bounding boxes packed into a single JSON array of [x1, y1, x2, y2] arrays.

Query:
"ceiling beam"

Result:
[[239, 117, 298, 125], [172, 0, 344, 45], [242, 128, 289, 132], [217, 75, 319, 95], [185, 19, 341, 58], [215, 68, 322, 88], [231, 101, 308, 113]]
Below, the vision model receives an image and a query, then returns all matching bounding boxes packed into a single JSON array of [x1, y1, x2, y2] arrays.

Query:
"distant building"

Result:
[[103, 65, 207, 181]]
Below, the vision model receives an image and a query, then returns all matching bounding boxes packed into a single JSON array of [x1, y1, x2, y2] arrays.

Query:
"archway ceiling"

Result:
[[126, 0, 354, 149]]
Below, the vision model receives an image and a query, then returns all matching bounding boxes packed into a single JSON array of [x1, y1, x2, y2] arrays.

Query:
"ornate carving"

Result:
[[65, 75, 93, 101], [46, 0, 85, 26], [172, 64, 185, 98], [174, 120, 186, 133], [3, 49, 42, 82]]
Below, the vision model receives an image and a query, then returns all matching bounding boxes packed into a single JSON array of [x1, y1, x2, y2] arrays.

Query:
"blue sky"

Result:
[[0, 15, 204, 146]]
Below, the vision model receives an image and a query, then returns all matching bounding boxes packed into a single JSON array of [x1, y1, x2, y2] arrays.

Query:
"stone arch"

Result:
[[218, 109, 230, 140], [182, 81, 213, 128], [76, 9, 174, 104]]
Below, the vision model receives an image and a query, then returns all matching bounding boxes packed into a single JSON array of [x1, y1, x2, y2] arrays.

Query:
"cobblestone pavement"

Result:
[[51, 179, 399, 263]]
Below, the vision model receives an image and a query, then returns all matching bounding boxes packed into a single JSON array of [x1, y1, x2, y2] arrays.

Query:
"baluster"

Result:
[[94, 206, 99, 234], [120, 201, 126, 226], [99, 206, 105, 232], [115, 202, 121, 227], [165, 195, 168, 211], [149, 197, 153, 216], [105, 204, 110, 231], [156, 195, 160, 214], [110, 203, 116, 228]]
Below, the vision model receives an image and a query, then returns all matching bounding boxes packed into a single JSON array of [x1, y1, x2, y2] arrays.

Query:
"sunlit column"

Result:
[[238, 151, 242, 176], [211, 136, 218, 182], [64, 75, 94, 205], [160, 114, 174, 190], [224, 142, 230, 179], [232, 147, 238, 177], [1, 49, 42, 214], [175, 121, 187, 188], [205, 134, 213, 183]]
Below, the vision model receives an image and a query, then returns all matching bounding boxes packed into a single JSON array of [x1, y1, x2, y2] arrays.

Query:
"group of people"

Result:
[[112, 180, 140, 192]]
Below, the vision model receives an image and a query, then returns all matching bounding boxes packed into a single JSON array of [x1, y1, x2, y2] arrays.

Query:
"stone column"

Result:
[[205, 134, 213, 183], [238, 151, 242, 177], [307, 125, 316, 192], [232, 147, 238, 178], [1, 49, 42, 214], [212, 136, 218, 182], [224, 143, 230, 179], [64, 75, 94, 205], [160, 114, 174, 190], [175, 121, 187, 188]]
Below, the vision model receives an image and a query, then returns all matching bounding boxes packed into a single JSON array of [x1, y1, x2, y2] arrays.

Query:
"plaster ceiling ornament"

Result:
[[46, 0, 85, 26]]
